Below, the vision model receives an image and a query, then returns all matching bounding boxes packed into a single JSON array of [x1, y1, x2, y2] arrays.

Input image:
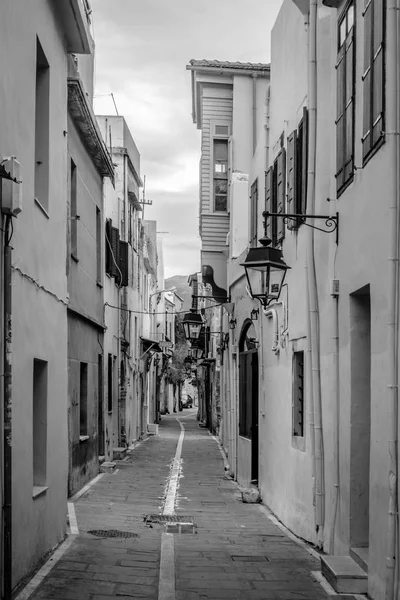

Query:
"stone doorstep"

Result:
[[113, 447, 128, 461], [100, 461, 116, 474], [349, 546, 369, 573], [321, 555, 368, 594]]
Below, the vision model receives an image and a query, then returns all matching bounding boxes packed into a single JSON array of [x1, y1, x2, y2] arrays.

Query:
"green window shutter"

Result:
[[265, 167, 273, 243], [276, 148, 286, 243], [119, 240, 129, 287], [111, 226, 120, 281], [287, 130, 297, 231], [105, 219, 113, 275]]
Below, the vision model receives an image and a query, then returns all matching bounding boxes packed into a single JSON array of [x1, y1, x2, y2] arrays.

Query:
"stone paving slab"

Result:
[[25, 412, 329, 600]]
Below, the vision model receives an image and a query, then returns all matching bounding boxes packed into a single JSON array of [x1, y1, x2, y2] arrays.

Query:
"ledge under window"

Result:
[[33, 485, 48, 499], [79, 435, 89, 442], [292, 435, 305, 452]]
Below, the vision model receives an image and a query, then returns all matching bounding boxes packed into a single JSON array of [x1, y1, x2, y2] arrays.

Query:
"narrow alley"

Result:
[[17, 413, 328, 600]]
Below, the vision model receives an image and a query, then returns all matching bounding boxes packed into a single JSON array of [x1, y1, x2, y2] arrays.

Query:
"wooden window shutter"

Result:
[[276, 148, 286, 243], [287, 130, 297, 231], [119, 240, 129, 287], [111, 226, 120, 281], [300, 107, 308, 215], [265, 167, 273, 243], [372, 0, 384, 146], [362, 0, 373, 158], [105, 219, 113, 275]]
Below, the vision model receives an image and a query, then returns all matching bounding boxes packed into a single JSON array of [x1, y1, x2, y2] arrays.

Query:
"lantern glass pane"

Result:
[[189, 323, 202, 339], [246, 267, 263, 298], [268, 267, 285, 299]]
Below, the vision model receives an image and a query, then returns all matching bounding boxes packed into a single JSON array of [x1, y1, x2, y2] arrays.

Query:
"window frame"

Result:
[[362, 0, 386, 165], [335, 0, 356, 197], [250, 178, 258, 247]]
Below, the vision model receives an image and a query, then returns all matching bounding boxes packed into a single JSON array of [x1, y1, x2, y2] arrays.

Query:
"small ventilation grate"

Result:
[[87, 530, 139, 538]]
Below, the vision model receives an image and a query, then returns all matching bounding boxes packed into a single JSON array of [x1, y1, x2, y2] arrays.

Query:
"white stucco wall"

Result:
[[0, 0, 72, 586]]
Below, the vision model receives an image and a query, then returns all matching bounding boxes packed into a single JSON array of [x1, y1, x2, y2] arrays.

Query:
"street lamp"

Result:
[[190, 346, 204, 360], [182, 310, 203, 342], [241, 239, 290, 308]]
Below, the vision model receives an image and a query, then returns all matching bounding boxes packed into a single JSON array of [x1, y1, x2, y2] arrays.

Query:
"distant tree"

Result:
[[168, 313, 189, 392]]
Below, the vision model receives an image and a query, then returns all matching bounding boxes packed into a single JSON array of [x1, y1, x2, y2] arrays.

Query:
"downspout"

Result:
[[252, 74, 258, 155], [329, 248, 340, 555], [386, 0, 400, 597], [3, 216, 12, 600], [306, 0, 325, 545], [264, 308, 279, 354]]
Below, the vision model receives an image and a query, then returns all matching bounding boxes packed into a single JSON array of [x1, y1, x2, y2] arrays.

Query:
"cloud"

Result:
[[92, 0, 283, 276]]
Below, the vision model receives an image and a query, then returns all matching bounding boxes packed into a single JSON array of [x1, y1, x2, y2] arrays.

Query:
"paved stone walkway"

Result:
[[24, 411, 328, 600]]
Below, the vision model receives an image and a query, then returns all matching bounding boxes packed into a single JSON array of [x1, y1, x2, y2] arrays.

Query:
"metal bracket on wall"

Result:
[[263, 211, 339, 244]]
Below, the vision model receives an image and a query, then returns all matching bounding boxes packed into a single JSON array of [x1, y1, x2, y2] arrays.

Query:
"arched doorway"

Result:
[[239, 321, 259, 483]]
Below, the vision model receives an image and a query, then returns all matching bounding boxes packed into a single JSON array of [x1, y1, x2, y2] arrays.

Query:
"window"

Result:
[[70, 159, 78, 258], [119, 240, 129, 287], [34, 38, 50, 212], [33, 359, 48, 487], [287, 109, 308, 229], [105, 219, 113, 276], [265, 148, 286, 246], [362, 0, 385, 162], [292, 351, 305, 438], [111, 226, 120, 283], [250, 179, 258, 247], [79, 362, 88, 437], [213, 139, 228, 212], [107, 353, 113, 412], [96, 206, 101, 283], [336, 1, 355, 194]]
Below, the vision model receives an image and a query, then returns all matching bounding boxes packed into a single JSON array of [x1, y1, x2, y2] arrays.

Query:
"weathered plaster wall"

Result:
[[0, 0, 70, 586]]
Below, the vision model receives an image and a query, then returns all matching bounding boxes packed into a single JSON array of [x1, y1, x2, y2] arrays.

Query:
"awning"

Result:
[[140, 337, 162, 353]]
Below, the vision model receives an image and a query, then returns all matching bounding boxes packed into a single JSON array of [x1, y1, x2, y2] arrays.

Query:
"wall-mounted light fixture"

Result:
[[241, 240, 290, 308], [229, 318, 237, 330], [182, 310, 203, 342], [250, 308, 259, 321]]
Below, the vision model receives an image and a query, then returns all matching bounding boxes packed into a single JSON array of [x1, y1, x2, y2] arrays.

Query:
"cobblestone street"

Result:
[[17, 412, 329, 600]]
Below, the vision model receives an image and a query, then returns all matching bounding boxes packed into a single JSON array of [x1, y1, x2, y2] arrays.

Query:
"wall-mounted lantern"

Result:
[[241, 241, 290, 308], [182, 310, 203, 342], [250, 308, 259, 321], [229, 318, 237, 330], [190, 346, 204, 360]]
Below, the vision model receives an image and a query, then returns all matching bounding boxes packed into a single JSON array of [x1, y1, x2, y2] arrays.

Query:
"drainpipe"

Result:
[[264, 308, 279, 354], [329, 259, 340, 555], [306, 0, 325, 545], [386, 0, 399, 597], [252, 74, 258, 155], [3, 215, 12, 600]]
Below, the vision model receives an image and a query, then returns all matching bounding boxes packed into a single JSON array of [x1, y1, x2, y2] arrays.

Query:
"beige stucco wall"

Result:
[[0, 0, 71, 586]]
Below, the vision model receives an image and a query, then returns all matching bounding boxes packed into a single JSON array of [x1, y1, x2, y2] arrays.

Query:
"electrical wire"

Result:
[[103, 301, 225, 316]]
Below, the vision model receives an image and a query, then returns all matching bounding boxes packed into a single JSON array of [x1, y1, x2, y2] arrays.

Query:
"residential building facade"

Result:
[[67, 53, 114, 496], [0, 0, 92, 591], [188, 1, 400, 598]]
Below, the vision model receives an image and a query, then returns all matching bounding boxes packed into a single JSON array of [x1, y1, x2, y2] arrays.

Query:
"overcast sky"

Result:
[[93, 0, 283, 279]]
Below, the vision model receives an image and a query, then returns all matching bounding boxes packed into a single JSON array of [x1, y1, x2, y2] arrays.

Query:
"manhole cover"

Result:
[[87, 530, 139, 538], [145, 514, 195, 524]]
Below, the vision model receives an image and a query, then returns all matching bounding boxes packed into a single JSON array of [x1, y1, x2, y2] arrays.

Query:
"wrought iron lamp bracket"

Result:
[[263, 211, 339, 244]]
